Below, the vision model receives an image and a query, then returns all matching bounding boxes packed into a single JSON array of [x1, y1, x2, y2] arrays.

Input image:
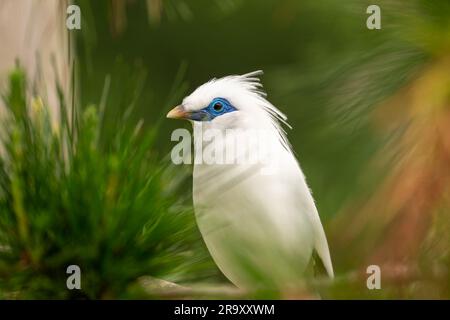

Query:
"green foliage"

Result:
[[0, 67, 208, 299]]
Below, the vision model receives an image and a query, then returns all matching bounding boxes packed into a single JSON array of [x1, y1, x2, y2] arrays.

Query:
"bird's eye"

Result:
[[213, 102, 223, 112], [198, 98, 235, 121]]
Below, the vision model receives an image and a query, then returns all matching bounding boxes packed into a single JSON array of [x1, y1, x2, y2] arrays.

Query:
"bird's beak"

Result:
[[167, 105, 188, 120]]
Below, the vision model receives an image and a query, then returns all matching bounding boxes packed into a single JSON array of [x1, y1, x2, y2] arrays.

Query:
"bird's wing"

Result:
[[307, 204, 334, 278], [280, 152, 335, 278]]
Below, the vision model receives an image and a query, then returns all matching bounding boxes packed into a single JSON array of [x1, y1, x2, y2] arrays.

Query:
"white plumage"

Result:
[[168, 71, 333, 289]]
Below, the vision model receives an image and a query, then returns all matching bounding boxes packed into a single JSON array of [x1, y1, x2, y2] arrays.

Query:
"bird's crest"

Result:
[[184, 70, 293, 152]]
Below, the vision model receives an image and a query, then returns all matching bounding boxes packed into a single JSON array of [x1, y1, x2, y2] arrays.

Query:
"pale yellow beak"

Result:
[[166, 105, 188, 119]]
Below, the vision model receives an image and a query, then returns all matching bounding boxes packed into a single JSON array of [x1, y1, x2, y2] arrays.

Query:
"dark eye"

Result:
[[213, 102, 223, 112]]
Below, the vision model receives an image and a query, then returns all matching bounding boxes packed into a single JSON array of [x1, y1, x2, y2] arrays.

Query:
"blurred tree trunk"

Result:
[[331, 56, 450, 279], [0, 0, 70, 123], [369, 56, 450, 264]]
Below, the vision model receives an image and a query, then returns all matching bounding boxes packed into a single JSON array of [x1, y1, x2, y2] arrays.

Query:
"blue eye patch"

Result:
[[189, 98, 237, 121]]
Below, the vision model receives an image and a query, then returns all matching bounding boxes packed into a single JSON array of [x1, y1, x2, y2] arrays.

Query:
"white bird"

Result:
[[167, 71, 333, 290]]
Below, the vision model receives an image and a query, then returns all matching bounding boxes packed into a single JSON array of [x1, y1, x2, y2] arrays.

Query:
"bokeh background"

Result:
[[0, 0, 448, 299]]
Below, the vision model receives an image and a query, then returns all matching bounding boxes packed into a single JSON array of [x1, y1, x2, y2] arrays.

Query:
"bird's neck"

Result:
[[191, 121, 284, 169]]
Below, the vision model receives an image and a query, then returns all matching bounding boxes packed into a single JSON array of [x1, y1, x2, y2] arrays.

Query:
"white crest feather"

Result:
[[183, 70, 293, 152]]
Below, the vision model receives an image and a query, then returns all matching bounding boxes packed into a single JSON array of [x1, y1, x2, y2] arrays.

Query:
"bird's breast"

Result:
[[191, 127, 315, 288]]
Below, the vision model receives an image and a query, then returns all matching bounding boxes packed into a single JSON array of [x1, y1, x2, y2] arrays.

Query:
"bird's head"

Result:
[[167, 70, 290, 131]]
